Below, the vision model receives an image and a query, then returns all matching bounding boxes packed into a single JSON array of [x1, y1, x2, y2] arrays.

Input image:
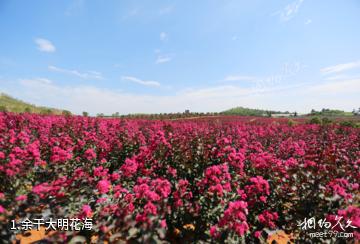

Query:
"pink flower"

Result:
[[210, 226, 219, 238], [236, 189, 247, 200], [97, 179, 111, 194], [0, 205, 5, 213], [160, 219, 167, 228], [234, 222, 249, 236], [151, 179, 172, 198], [50, 146, 72, 163], [84, 148, 96, 160], [146, 191, 161, 202], [93, 166, 108, 177], [32, 183, 51, 198], [144, 201, 157, 215], [96, 197, 107, 204], [199, 164, 231, 196], [258, 211, 278, 229], [111, 172, 120, 181], [209, 184, 224, 197], [135, 213, 148, 223], [128, 203, 135, 213], [81, 204, 93, 218], [218, 201, 249, 236], [167, 167, 177, 177], [16, 195, 27, 201], [34, 160, 47, 167], [259, 196, 267, 203], [254, 230, 262, 238], [337, 206, 360, 228], [121, 158, 138, 177], [245, 176, 270, 205], [327, 178, 353, 200]]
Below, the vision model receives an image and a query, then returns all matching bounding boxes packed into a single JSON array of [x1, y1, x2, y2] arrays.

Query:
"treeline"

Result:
[[95, 112, 222, 120], [309, 108, 357, 117], [221, 106, 289, 116]]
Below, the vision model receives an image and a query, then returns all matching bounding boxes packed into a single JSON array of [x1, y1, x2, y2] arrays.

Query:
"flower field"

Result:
[[0, 113, 359, 243]]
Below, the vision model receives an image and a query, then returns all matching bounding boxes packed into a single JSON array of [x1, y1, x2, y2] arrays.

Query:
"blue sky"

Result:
[[0, 0, 360, 115]]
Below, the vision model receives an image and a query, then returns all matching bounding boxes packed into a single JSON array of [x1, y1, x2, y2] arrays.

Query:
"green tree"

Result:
[[41, 109, 53, 115], [24, 107, 32, 113], [322, 117, 332, 125], [0, 105, 8, 112], [62, 110, 72, 116], [309, 117, 321, 124]]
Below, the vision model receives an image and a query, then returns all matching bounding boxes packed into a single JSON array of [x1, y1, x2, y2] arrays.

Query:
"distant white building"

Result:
[[271, 113, 295, 118]]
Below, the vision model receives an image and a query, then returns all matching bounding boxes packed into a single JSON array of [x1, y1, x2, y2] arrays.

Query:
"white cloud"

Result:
[[274, 0, 304, 22], [324, 74, 351, 81], [3, 75, 359, 115], [223, 75, 257, 82], [20, 78, 53, 85], [320, 61, 360, 75], [182, 85, 251, 99], [5, 79, 258, 115], [35, 38, 56, 53], [305, 18, 312, 25], [160, 32, 168, 42], [48, 65, 104, 80], [309, 78, 360, 93], [156, 55, 172, 64], [122, 76, 161, 87]]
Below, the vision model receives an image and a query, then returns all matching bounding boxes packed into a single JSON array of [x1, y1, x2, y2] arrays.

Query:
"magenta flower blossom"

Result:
[[218, 201, 249, 236], [258, 210, 278, 229], [15, 195, 27, 201], [81, 204, 93, 218], [120, 158, 138, 177], [97, 179, 111, 194], [84, 148, 96, 160], [144, 201, 157, 215], [0, 205, 5, 213]]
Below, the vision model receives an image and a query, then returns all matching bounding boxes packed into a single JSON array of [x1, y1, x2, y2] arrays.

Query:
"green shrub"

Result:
[[0, 105, 8, 112], [287, 119, 295, 126], [321, 117, 332, 125], [24, 107, 31, 113], [41, 109, 53, 115], [308, 117, 321, 124], [339, 120, 356, 127], [62, 110, 72, 116]]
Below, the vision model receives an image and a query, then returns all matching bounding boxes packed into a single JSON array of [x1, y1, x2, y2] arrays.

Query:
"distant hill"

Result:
[[221, 106, 287, 116], [0, 93, 68, 115]]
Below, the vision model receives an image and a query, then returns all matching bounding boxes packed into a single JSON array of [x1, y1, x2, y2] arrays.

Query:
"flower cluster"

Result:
[[0, 113, 359, 242]]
